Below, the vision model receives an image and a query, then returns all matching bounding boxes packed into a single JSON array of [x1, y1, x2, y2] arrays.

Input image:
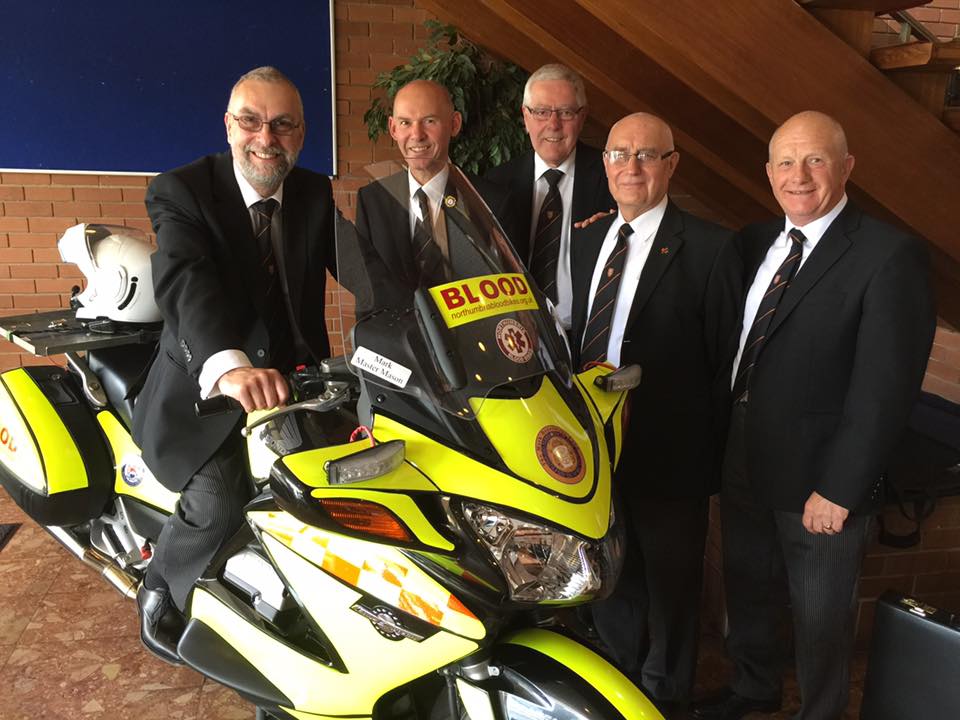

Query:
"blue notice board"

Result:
[[2, 1, 336, 176]]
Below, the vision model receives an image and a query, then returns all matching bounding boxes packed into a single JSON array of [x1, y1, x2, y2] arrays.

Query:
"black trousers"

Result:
[[592, 492, 709, 702], [720, 403, 871, 720], [146, 431, 251, 611]]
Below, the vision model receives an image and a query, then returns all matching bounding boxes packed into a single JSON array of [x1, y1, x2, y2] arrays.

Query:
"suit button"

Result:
[[256, 349, 266, 358]]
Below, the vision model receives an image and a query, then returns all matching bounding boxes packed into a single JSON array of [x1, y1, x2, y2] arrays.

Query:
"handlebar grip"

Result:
[[194, 395, 242, 418]]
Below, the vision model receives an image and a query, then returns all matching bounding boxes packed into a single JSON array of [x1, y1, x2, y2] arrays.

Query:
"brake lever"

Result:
[[240, 383, 351, 437]]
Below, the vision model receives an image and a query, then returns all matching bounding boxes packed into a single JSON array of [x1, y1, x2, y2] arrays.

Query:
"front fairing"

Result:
[[338, 164, 614, 533]]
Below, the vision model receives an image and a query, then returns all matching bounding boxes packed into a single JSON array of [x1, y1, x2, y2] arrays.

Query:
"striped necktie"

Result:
[[413, 188, 447, 283], [580, 222, 632, 369], [732, 227, 806, 402], [252, 198, 294, 369], [531, 168, 564, 303]]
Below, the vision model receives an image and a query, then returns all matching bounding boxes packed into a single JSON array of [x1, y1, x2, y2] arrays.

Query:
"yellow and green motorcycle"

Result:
[[0, 169, 661, 720]]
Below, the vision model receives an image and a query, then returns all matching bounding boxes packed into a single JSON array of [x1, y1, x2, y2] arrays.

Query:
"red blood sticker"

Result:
[[495, 318, 533, 364], [535, 426, 586, 484]]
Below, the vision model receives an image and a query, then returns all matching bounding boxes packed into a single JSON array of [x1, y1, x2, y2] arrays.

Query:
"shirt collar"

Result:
[[233, 162, 284, 209], [614, 194, 669, 239], [407, 164, 450, 209], [534, 146, 577, 182], [780, 194, 847, 247]]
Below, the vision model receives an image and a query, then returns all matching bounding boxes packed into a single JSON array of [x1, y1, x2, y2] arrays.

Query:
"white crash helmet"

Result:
[[58, 223, 161, 324]]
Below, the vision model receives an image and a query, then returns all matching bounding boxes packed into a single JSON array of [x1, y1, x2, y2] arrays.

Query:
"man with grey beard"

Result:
[[132, 66, 337, 664]]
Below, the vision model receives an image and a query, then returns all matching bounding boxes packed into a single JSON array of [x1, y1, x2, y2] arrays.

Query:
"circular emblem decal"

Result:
[[495, 318, 533, 364], [535, 426, 586, 484], [121, 461, 145, 487]]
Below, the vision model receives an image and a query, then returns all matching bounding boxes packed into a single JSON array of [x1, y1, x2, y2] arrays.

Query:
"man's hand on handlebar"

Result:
[[216, 367, 289, 413]]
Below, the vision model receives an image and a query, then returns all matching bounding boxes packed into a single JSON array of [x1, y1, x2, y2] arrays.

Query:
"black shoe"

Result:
[[689, 687, 779, 720], [137, 584, 185, 665]]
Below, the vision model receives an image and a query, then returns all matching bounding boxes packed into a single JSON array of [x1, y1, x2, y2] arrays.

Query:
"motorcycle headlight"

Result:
[[461, 502, 619, 603]]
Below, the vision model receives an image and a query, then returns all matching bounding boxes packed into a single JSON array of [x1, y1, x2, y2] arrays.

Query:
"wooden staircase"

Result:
[[420, 0, 960, 325]]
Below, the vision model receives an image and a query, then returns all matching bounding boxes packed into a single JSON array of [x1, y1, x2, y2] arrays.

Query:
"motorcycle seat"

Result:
[[86, 343, 157, 428]]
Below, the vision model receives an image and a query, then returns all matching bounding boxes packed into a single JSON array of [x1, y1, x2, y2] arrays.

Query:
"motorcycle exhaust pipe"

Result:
[[46, 526, 140, 600]]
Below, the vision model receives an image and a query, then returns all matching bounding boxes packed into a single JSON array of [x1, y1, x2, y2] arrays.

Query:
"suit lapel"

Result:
[[571, 143, 605, 224], [623, 202, 685, 335], [280, 171, 307, 323], [212, 155, 265, 308], [516, 153, 535, 264], [765, 204, 857, 339]]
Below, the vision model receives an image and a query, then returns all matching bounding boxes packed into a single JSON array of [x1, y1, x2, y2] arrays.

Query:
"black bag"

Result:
[[879, 392, 960, 548], [861, 590, 960, 719]]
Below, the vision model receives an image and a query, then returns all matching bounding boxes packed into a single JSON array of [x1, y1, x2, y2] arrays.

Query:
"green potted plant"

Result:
[[363, 21, 528, 175]]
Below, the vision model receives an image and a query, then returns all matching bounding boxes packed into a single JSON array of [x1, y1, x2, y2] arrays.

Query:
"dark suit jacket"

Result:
[[570, 201, 740, 499], [733, 203, 935, 513], [485, 142, 614, 263], [132, 152, 336, 490], [351, 169, 514, 312]]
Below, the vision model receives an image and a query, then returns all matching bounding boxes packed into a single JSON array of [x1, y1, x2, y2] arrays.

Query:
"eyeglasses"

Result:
[[603, 149, 676, 166], [230, 113, 302, 136], [524, 106, 583, 122]]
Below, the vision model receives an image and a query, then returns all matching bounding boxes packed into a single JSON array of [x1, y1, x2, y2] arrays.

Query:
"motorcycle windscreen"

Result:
[[336, 162, 573, 419]]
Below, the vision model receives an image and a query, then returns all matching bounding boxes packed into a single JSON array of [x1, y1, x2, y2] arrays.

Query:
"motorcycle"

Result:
[[0, 166, 660, 720]]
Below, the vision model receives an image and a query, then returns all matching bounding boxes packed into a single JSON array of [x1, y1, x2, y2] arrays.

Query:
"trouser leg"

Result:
[[592, 506, 649, 678], [146, 433, 250, 611], [593, 492, 709, 703], [636, 496, 709, 702], [775, 511, 871, 720], [720, 404, 785, 703]]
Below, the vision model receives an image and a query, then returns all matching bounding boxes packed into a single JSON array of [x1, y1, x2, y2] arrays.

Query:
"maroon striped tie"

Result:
[[732, 227, 806, 402], [531, 168, 564, 303], [580, 223, 632, 369]]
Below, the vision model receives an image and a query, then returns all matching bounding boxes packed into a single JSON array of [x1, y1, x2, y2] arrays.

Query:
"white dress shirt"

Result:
[[730, 194, 848, 387], [531, 149, 577, 329], [407, 165, 449, 236], [198, 164, 284, 398], [582, 194, 668, 367]]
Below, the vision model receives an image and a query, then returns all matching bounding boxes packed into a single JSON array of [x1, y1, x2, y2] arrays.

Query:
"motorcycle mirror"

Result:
[[325, 439, 406, 485], [594, 364, 642, 392]]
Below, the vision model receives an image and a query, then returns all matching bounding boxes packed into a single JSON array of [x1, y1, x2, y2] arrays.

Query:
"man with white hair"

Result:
[[486, 63, 613, 329]]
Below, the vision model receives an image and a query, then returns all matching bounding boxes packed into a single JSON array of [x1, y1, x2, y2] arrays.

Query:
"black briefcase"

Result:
[[860, 590, 960, 719]]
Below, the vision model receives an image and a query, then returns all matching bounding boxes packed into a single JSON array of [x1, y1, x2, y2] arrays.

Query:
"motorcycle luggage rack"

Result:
[[0, 308, 160, 356], [0, 308, 161, 408]]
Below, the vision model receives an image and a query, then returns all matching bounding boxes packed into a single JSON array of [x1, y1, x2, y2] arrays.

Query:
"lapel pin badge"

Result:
[[444, 195, 457, 208], [660, 247, 669, 255]]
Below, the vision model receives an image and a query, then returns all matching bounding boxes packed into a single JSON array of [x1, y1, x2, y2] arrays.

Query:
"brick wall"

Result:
[[874, 0, 960, 44]]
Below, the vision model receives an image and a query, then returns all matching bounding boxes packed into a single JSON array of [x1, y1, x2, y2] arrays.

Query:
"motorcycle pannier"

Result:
[[0, 366, 113, 525]]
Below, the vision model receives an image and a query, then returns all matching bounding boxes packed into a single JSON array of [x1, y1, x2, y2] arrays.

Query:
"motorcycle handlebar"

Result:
[[194, 394, 242, 418], [193, 359, 359, 419]]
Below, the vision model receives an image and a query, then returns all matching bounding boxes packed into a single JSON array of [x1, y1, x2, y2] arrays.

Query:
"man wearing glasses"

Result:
[[132, 66, 337, 664], [570, 113, 740, 717], [486, 64, 613, 330]]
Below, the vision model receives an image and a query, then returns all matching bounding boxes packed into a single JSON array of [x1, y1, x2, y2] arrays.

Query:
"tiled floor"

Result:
[[0, 487, 865, 720], [0, 490, 252, 720]]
